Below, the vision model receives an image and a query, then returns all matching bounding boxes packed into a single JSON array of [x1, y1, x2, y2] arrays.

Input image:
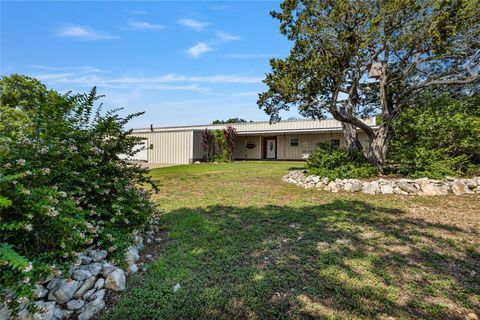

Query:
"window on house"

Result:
[[330, 139, 340, 147], [290, 137, 299, 147], [150, 144, 154, 149]]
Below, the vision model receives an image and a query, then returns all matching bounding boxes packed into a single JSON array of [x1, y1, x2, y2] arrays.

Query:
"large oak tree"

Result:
[[258, 0, 479, 169]]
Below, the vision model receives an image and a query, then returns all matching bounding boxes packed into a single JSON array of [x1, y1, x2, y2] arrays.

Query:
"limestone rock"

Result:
[[72, 269, 92, 281], [82, 288, 96, 300], [77, 297, 105, 320], [77, 254, 93, 265], [451, 181, 470, 195], [66, 299, 85, 310], [89, 249, 107, 262], [33, 284, 49, 299], [89, 289, 105, 301], [125, 246, 140, 265], [421, 184, 447, 196], [362, 181, 380, 195], [395, 181, 417, 194], [134, 235, 144, 250], [74, 276, 96, 298], [48, 279, 80, 304], [33, 301, 63, 320], [104, 268, 126, 291], [128, 263, 139, 274], [380, 184, 394, 194], [77, 263, 102, 276], [93, 278, 105, 290], [466, 313, 478, 320]]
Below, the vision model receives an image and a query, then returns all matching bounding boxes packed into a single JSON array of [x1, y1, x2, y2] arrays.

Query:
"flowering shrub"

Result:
[[0, 77, 157, 311]]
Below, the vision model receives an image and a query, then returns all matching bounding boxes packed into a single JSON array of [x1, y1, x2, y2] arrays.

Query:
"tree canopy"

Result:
[[212, 118, 248, 124], [258, 0, 480, 168]]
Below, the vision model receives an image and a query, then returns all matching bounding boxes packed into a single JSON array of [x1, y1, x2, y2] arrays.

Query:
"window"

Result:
[[149, 144, 154, 150], [330, 139, 340, 147], [290, 137, 299, 147]]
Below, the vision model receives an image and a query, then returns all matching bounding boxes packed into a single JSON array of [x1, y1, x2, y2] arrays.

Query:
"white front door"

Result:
[[266, 139, 276, 159]]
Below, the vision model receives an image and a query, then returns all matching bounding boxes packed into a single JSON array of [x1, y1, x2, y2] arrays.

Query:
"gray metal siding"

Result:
[[131, 131, 193, 164]]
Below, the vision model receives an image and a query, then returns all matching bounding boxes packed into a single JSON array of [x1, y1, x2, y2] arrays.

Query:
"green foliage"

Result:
[[307, 143, 378, 179], [213, 129, 229, 162], [390, 91, 480, 178], [258, 0, 479, 166], [212, 118, 248, 124], [0, 75, 157, 311]]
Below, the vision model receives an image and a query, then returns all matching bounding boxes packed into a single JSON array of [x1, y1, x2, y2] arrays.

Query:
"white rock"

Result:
[[74, 276, 96, 298], [66, 299, 85, 310], [395, 181, 417, 194], [77, 263, 102, 276], [421, 184, 447, 196], [48, 279, 80, 304], [82, 288, 96, 300], [104, 268, 126, 291], [362, 181, 380, 194], [89, 249, 107, 262], [33, 284, 49, 299], [89, 289, 105, 301], [72, 269, 92, 281], [77, 297, 105, 320], [173, 283, 181, 292], [380, 184, 394, 194], [451, 181, 471, 195], [125, 246, 140, 265], [77, 254, 93, 265], [93, 278, 105, 290], [33, 301, 63, 320], [128, 263, 139, 274], [134, 235, 144, 250]]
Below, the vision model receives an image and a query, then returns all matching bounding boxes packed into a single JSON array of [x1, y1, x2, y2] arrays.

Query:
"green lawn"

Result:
[[103, 162, 480, 320]]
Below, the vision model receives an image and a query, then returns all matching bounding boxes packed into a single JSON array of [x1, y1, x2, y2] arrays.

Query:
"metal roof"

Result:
[[131, 117, 377, 134]]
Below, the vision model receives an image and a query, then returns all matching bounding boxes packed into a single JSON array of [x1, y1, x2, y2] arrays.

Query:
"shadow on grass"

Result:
[[104, 200, 479, 320]]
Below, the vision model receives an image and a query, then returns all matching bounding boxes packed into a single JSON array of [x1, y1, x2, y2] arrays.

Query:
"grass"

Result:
[[103, 161, 480, 320]]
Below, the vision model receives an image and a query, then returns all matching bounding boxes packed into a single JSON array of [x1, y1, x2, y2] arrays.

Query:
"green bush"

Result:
[[390, 91, 480, 178], [307, 143, 378, 179], [0, 76, 157, 311], [213, 129, 229, 162]]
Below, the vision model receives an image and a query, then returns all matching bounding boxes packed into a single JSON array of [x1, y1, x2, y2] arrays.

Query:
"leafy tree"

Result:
[[212, 118, 248, 124], [259, 0, 480, 170], [201, 129, 214, 162], [390, 90, 480, 178], [0, 74, 75, 140], [223, 126, 237, 161]]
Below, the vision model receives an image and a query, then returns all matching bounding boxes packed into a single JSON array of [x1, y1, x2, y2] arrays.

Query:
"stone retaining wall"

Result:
[[2, 231, 159, 320], [283, 170, 480, 196]]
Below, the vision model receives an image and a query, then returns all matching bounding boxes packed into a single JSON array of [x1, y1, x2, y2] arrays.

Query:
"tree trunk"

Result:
[[366, 123, 390, 171], [341, 121, 363, 153]]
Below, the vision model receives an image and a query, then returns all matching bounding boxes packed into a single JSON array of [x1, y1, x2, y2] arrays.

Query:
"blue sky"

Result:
[[1, 1, 302, 128]]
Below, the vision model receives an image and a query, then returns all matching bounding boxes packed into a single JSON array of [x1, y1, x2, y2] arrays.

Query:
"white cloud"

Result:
[[57, 25, 119, 40], [30, 65, 103, 73], [32, 71, 262, 89], [216, 31, 240, 41], [128, 20, 166, 31], [222, 53, 272, 59], [187, 42, 212, 57], [177, 18, 209, 31]]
